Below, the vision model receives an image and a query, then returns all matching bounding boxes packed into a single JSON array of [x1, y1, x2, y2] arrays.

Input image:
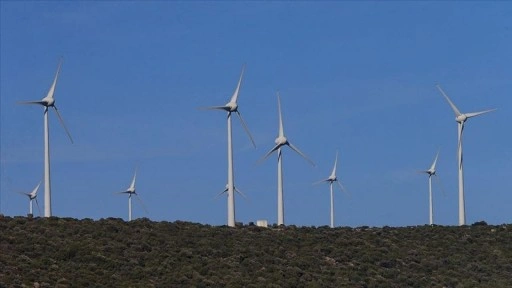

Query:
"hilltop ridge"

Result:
[[1, 216, 511, 287]]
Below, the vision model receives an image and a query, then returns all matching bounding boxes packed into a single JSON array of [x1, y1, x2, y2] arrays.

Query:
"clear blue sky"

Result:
[[1, 2, 511, 227]]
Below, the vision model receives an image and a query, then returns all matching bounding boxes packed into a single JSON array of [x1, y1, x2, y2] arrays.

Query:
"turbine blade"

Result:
[[259, 144, 281, 163], [129, 170, 137, 191], [230, 64, 245, 103], [15, 190, 30, 197], [277, 92, 285, 138], [45, 59, 63, 100], [313, 178, 330, 185], [135, 194, 148, 214], [35, 198, 42, 216], [198, 105, 229, 111], [214, 187, 228, 199], [337, 180, 351, 197], [32, 181, 42, 194], [458, 122, 464, 169], [235, 111, 256, 147], [18, 100, 46, 106], [331, 150, 339, 177], [430, 150, 440, 171], [436, 85, 462, 116], [433, 174, 447, 197], [234, 186, 248, 200], [465, 109, 496, 119], [288, 142, 315, 166], [52, 106, 73, 143], [115, 191, 131, 195]]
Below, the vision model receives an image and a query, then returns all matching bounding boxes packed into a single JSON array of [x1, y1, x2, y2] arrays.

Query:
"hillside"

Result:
[[1, 216, 511, 288]]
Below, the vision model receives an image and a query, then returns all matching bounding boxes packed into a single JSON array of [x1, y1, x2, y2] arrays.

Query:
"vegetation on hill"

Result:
[[0, 216, 511, 287]]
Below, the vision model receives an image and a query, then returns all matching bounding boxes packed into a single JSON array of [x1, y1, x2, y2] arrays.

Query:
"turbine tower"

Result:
[[116, 169, 147, 221], [420, 150, 440, 226], [314, 151, 348, 228], [201, 65, 255, 227], [261, 92, 315, 226], [17, 181, 42, 216], [436, 85, 495, 226], [19, 59, 73, 217]]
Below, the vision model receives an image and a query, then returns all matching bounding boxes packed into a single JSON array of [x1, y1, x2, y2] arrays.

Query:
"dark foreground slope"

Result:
[[0, 217, 511, 288]]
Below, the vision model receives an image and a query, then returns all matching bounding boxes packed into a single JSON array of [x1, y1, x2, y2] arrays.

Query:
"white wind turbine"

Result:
[[17, 181, 42, 216], [436, 85, 496, 226], [116, 170, 147, 221], [419, 150, 440, 226], [19, 59, 73, 217], [201, 65, 255, 227], [314, 151, 348, 228], [261, 92, 315, 226]]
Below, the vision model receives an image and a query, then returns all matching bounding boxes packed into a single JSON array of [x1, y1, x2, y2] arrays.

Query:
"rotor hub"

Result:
[[225, 102, 238, 112], [456, 114, 467, 123], [275, 136, 287, 145], [42, 97, 54, 107]]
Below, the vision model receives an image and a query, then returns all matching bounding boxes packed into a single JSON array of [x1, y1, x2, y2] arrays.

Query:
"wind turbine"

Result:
[[314, 151, 348, 228], [17, 181, 42, 216], [261, 92, 315, 226], [436, 85, 496, 226], [116, 170, 147, 221], [201, 64, 255, 227], [419, 150, 440, 226], [19, 59, 73, 217]]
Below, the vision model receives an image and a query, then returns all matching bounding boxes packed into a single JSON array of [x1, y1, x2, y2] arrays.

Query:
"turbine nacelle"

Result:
[[275, 136, 288, 146], [42, 96, 55, 107], [224, 101, 238, 112], [426, 169, 436, 176], [21, 190, 38, 201], [455, 114, 467, 123], [119, 189, 136, 196]]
